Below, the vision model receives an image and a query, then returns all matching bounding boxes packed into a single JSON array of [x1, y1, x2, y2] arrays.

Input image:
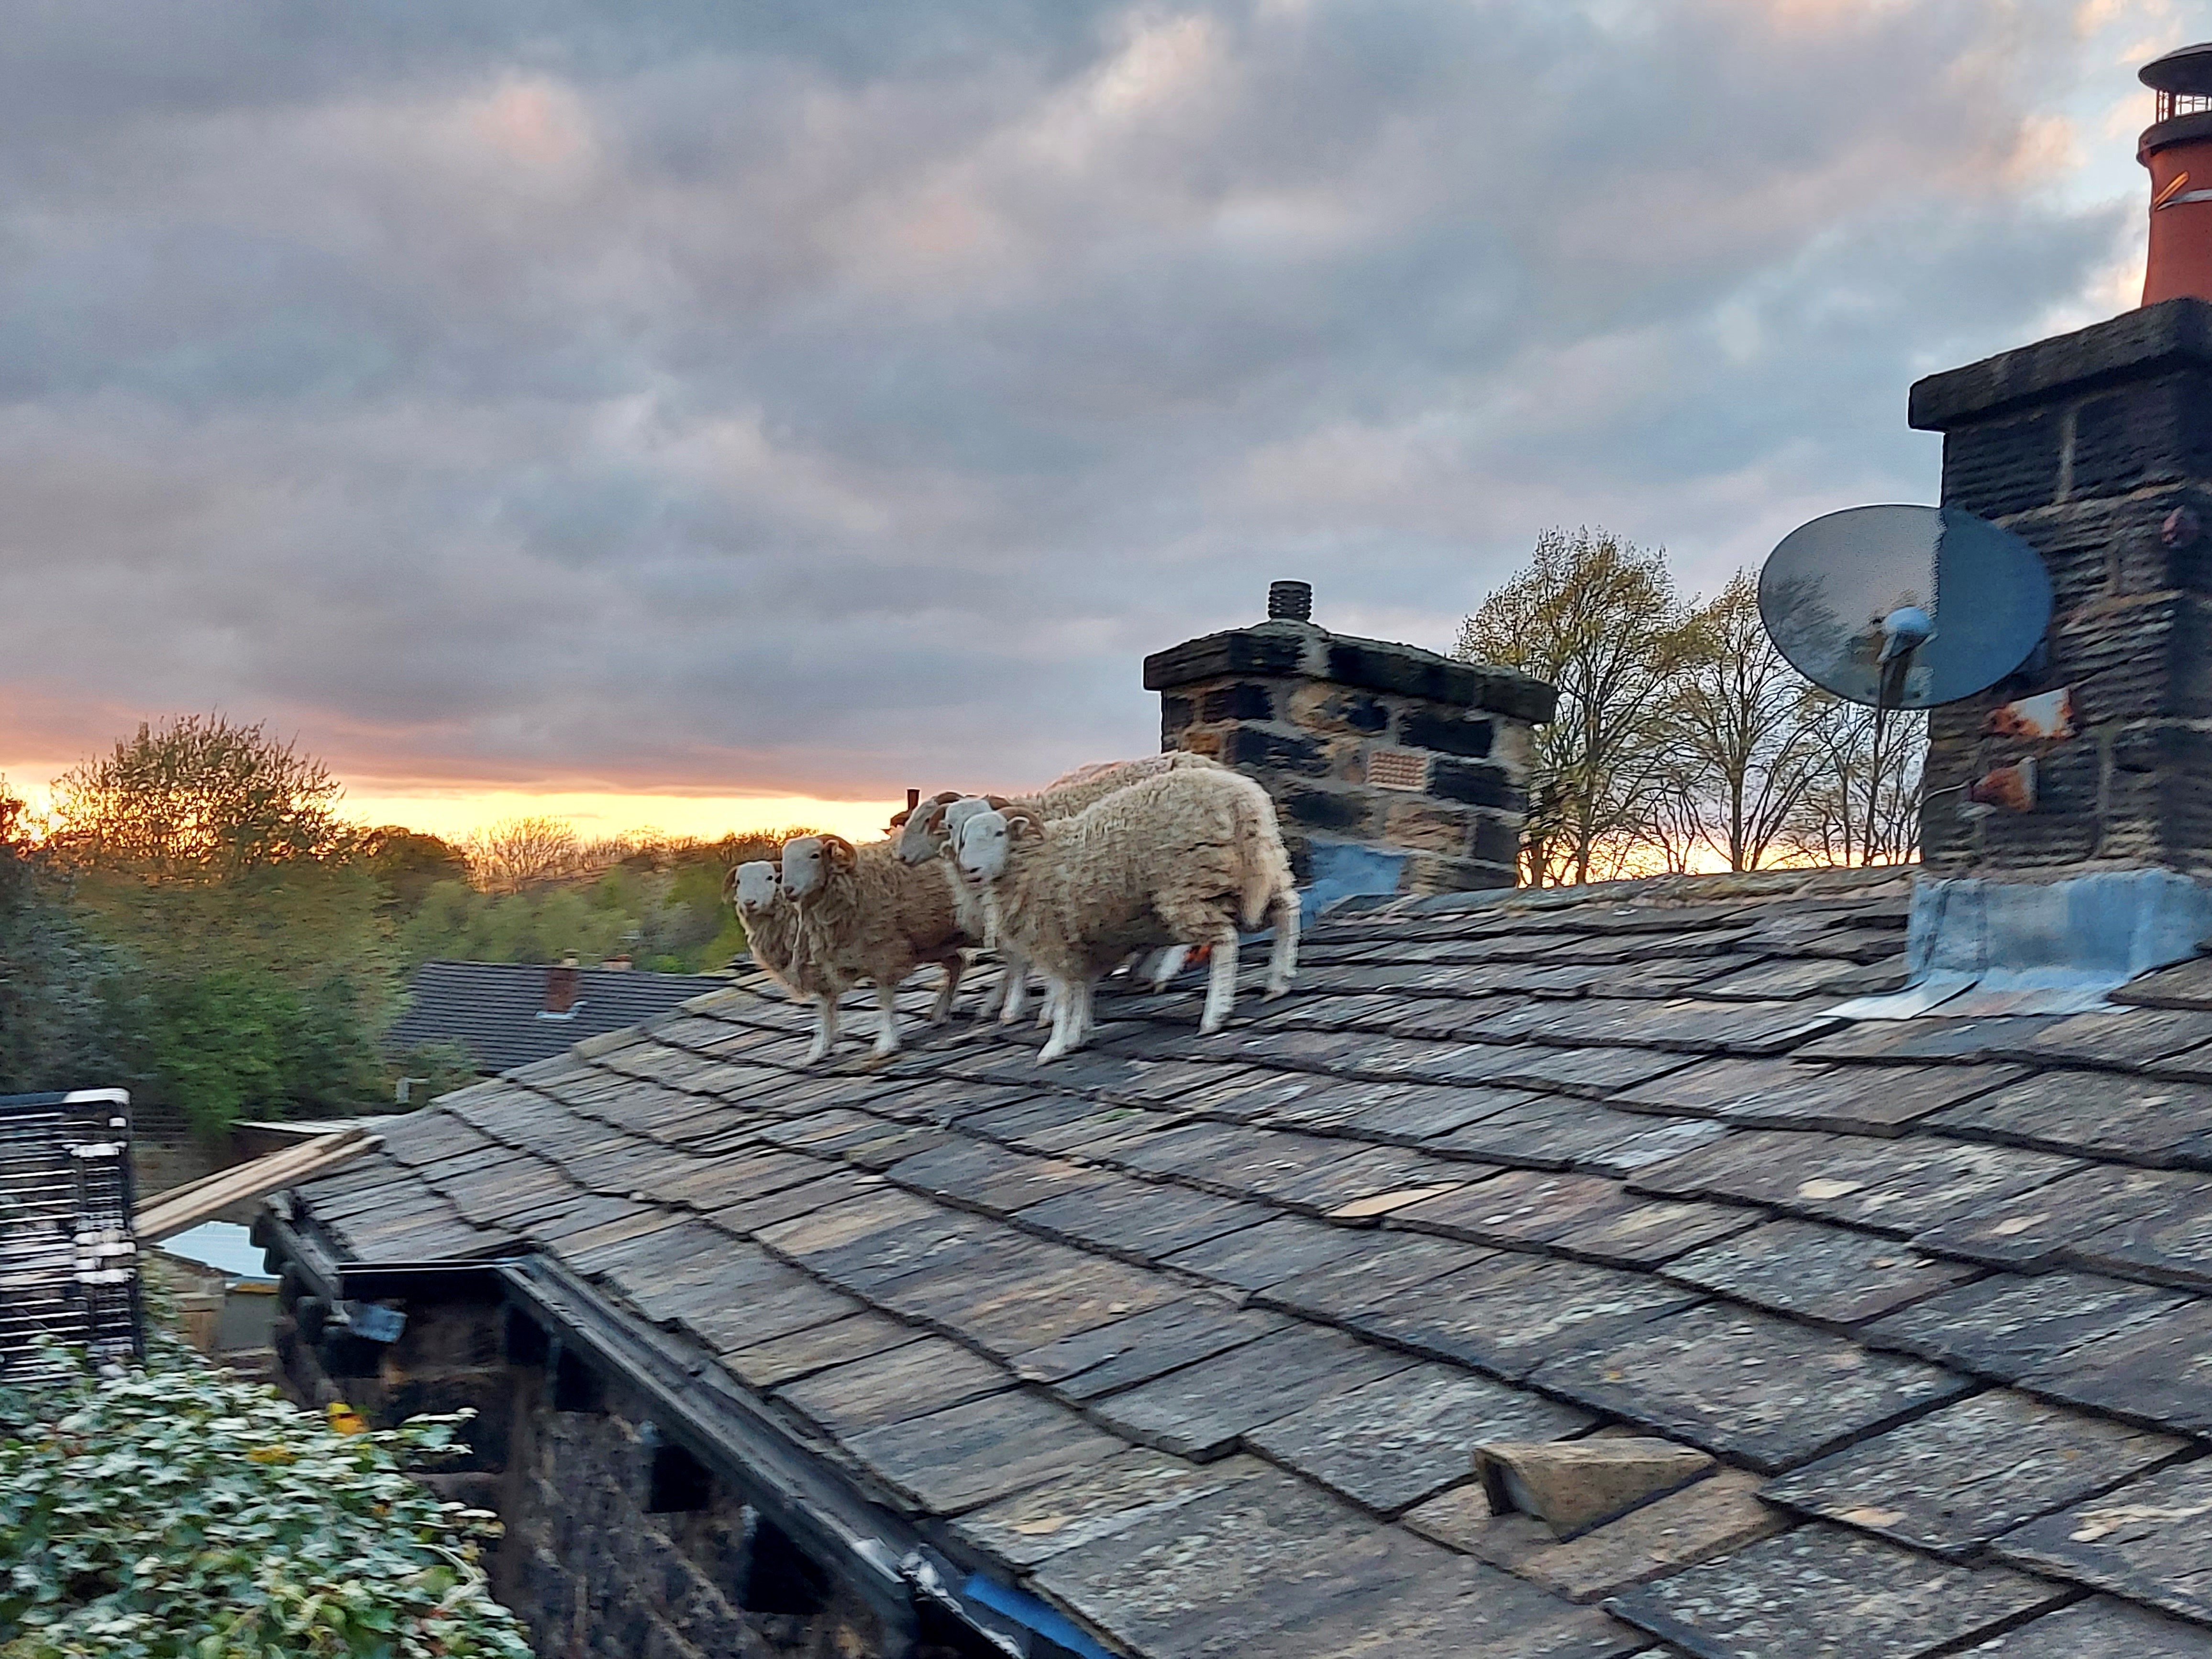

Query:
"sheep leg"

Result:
[[1264, 891, 1300, 998], [1036, 978, 1058, 1028], [1147, 945, 1189, 990], [1199, 933, 1241, 1034], [929, 954, 964, 1024], [1038, 976, 1092, 1064], [804, 994, 840, 1065], [871, 981, 902, 1059], [993, 947, 1031, 1025], [975, 965, 1008, 1022]]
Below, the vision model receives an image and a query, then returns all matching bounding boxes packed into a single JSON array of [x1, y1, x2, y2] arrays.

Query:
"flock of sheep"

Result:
[[724, 752, 1300, 1065]]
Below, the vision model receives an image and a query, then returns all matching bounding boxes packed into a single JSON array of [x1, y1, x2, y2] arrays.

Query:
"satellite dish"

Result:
[[1757, 504, 2051, 708]]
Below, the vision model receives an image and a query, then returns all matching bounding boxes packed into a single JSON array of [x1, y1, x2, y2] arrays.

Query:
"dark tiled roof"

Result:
[[294, 869, 2212, 1657], [383, 960, 729, 1074]]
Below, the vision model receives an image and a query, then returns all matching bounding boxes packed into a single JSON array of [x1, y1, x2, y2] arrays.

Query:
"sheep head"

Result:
[[781, 834, 855, 903], [729, 860, 781, 917], [893, 791, 964, 865], [955, 807, 1041, 883]]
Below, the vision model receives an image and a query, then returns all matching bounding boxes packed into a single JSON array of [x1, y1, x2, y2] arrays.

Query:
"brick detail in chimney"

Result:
[[1145, 589, 1555, 895], [1909, 298, 2212, 874]]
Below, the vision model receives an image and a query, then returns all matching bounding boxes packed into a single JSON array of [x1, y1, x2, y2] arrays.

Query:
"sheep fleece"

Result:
[[801, 841, 966, 990]]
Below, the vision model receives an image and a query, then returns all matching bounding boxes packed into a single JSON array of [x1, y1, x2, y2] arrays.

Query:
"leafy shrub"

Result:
[[0, 1339, 533, 1658]]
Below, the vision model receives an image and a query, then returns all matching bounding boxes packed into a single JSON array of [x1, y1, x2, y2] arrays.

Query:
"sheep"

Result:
[[781, 833, 970, 1062], [725, 860, 849, 1062], [954, 766, 1299, 1063], [890, 753, 1223, 1019]]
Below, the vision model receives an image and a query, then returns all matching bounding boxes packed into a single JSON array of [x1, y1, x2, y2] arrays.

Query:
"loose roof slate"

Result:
[[281, 864, 2212, 1657]]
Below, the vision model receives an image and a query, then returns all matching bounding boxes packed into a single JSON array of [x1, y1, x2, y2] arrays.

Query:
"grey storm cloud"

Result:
[[0, 0, 2134, 799]]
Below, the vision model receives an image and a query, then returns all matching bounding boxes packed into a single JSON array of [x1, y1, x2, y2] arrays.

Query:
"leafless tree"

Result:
[[1455, 527, 1705, 885], [1781, 695, 1925, 867], [465, 815, 583, 893]]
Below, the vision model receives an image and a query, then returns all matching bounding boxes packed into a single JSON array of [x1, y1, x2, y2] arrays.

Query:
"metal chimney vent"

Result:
[[1267, 580, 1314, 622]]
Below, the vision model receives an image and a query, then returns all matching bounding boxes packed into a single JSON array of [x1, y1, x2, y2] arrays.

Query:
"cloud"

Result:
[[0, 0, 2143, 804]]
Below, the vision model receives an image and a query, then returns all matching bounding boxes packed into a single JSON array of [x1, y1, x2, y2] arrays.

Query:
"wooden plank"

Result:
[[136, 1129, 374, 1240]]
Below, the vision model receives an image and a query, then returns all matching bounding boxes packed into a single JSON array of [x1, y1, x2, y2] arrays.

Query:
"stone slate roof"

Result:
[[291, 868, 2212, 1658], [384, 960, 730, 1074]]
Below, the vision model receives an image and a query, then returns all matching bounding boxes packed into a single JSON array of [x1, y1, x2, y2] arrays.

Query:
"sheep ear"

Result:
[[825, 835, 857, 869], [1008, 811, 1043, 842], [722, 866, 740, 898], [888, 808, 911, 829], [923, 801, 950, 831], [932, 790, 962, 806], [984, 794, 1014, 811]]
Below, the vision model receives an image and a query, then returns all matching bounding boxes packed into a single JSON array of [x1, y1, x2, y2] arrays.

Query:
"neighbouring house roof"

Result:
[[384, 960, 730, 1074], [288, 869, 2212, 1657]]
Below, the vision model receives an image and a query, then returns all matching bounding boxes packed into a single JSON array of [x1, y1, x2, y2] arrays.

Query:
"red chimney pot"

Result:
[[2139, 43, 2212, 306]]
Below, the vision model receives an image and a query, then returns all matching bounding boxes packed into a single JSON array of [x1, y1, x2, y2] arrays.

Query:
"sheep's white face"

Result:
[[781, 836, 829, 901], [954, 809, 1012, 882], [893, 798, 953, 865], [732, 861, 780, 915]]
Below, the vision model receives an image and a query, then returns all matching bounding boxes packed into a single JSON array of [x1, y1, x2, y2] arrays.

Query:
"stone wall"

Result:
[[1145, 593, 1556, 896], [1910, 298, 2212, 873], [269, 1278, 966, 1658]]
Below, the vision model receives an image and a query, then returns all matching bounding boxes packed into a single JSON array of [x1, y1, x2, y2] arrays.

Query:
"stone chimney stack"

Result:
[[1143, 582, 1556, 897], [1909, 299, 2212, 873]]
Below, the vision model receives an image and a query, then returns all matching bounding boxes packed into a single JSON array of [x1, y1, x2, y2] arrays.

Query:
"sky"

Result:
[[0, 0, 2182, 843]]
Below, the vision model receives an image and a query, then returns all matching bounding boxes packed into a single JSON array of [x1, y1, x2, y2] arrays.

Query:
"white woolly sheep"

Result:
[[781, 833, 971, 1062], [726, 860, 848, 1059], [954, 766, 1298, 1063], [891, 753, 1222, 1020]]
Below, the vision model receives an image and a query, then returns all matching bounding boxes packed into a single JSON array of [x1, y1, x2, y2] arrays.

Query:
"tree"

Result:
[[46, 714, 352, 878], [363, 826, 470, 915], [464, 815, 582, 893], [1782, 696, 1925, 867], [1454, 527, 1705, 884], [1664, 570, 1827, 872]]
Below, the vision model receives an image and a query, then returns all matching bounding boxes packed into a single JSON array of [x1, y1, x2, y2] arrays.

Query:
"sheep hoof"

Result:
[[1263, 979, 1292, 1000]]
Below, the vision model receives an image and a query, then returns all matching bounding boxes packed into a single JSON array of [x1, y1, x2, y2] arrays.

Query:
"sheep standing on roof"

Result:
[[781, 833, 970, 1062], [725, 860, 849, 1060], [954, 765, 1298, 1063], [893, 753, 1221, 1023]]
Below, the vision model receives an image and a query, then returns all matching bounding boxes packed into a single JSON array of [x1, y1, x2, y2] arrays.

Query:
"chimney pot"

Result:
[[1267, 580, 1314, 623], [2138, 43, 2212, 306]]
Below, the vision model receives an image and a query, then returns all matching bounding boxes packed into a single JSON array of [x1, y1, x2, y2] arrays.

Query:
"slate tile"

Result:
[[1026, 1469, 1421, 1659], [950, 1448, 1272, 1570], [1621, 1058, 2024, 1136], [1256, 1554, 1644, 1659], [1533, 1304, 1973, 1472], [1575, 1117, 1735, 1177], [879, 1243, 1180, 1354], [2008, 1007, 2212, 1070], [1604, 1523, 2071, 1659], [1910, 1164, 2191, 1269], [1661, 1219, 1980, 1326], [1334, 1082, 1544, 1143], [1993, 1459, 2212, 1626], [1631, 1130, 2081, 1238], [1929, 1071, 2212, 1167], [2114, 955, 2212, 1012], [842, 1388, 1125, 1515], [1962, 1595, 2212, 1656], [1257, 1234, 1501, 1323], [1792, 1016, 2069, 1066], [883, 1138, 1108, 1214], [1248, 1361, 1592, 1516], [720, 1310, 918, 1389], [1161, 1214, 1370, 1290], [1464, 997, 1846, 1058], [1865, 1271, 2195, 1380], [713, 1169, 886, 1233], [681, 1275, 868, 1355], [1763, 1388, 2190, 1556], [2067, 1175, 2212, 1290], [1011, 1297, 1286, 1402], [1358, 1256, 1702, 1382], [1479, 1046, 1698, 1099], [2022, 1298, 2212, 1433], [773, 1336, 1008, 1438], [1167, 1067, 1346, 1123], [1549, 1197, 1761, 1267], [1406, 1468, 1790, 1605], [1015, 1176, 1272, 1264], [1259, 1142, 1477, 1215], [785, 1206, 1006, 1295], [1699, 956, 1890, 1001], [1389, 1168, 1640, 1249], [1087, 1323, 1416, 1460], [1431, 1096, 1697, 1171]]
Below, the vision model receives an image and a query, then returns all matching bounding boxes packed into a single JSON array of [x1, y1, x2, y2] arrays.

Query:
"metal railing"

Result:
[[2157, 90, 2212, 122], [0, 1090, 142, 1380]]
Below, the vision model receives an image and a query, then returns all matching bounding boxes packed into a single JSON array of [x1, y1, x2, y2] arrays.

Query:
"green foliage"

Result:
[[0, 1338, 533, 1659], [0, 784, 133, 1092], [362, 830, 469, 918], [47, 715, 353, 879]]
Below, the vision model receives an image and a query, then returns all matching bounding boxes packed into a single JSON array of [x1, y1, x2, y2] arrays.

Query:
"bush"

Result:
[[0, 1339, 533, 1658]]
